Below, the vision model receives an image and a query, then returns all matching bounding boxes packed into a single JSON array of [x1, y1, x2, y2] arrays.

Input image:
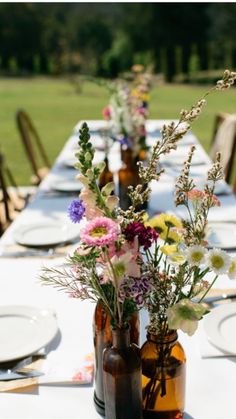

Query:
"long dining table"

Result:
[[0, 119, 236, 419]]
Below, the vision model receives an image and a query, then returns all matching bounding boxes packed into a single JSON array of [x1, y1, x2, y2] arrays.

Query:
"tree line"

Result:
[[0, 3, 235, 81]]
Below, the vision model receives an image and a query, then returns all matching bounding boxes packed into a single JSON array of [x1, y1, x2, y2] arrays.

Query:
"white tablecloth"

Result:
[[0, 120, 236, 419]]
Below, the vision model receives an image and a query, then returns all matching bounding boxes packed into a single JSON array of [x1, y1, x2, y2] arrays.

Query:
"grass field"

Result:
[[1, 76, 236, 185]]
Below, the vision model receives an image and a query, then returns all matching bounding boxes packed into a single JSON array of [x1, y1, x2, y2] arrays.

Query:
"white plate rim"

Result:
[[51, 179, 82, 192], [13, 221, 80, 248], [204, 302, 236, 355], [0, 305, 58, 362], [207, 221, 236, 250]]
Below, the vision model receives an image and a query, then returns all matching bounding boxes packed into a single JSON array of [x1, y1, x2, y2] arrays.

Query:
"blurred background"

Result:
[[1, 2, 236, 184]]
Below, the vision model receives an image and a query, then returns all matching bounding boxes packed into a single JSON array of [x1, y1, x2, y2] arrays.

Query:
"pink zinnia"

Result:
[[81, 217, 119, 247]]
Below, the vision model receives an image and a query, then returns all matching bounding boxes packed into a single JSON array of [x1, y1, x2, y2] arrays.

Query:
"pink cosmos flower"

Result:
[[80, 217, 119, 247]]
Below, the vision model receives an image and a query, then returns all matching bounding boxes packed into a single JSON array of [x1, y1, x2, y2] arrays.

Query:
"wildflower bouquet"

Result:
[[102, 70, 151, 157], [41, 70, 236, 336]]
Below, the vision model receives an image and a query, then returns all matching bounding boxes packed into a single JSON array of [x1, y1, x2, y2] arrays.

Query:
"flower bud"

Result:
[[85, 152, 92, 162], [95, 161, 106, 174], [86, 168, 94, 180], [105, 195, 119, 210], [76, 173, 90, 186], [101, 182, 115, 196]]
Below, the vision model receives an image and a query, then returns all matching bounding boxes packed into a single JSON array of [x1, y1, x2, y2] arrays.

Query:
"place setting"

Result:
[[0, 305, 94, 391], [0, 220, 81, 258]]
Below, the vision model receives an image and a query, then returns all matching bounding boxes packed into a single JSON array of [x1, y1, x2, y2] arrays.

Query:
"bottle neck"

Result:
[[147, 330, 178, 345], [112, 326, 130, 349]]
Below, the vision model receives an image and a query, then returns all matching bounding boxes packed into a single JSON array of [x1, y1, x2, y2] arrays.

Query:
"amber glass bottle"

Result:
[[98, 156, 113, 190], [141, 331, 186, 419], [118, 148, 139, 210], [103, 326, 143, 419], [93, 302, 140, 416]]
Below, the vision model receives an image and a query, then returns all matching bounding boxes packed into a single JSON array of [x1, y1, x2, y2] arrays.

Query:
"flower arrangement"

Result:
[[41, 70, 236, 337], [102, 70, 152, 157]]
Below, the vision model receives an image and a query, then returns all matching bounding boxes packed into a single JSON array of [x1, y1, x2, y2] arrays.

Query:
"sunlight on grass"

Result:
[[1, 77, 236, 184]]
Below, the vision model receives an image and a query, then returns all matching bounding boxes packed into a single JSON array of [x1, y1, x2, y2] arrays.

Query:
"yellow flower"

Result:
[[160, 229, 182, 244], [158, 213, 183, 229], [168, 251, 186, 265], [160, 244, 178, 255], [145, 216, 167, 234]]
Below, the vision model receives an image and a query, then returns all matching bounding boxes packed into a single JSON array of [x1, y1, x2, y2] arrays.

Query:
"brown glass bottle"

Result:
[[141, 331, 186, 419], [93, 302, 140, 416], [98, 157, 113, 190], [118, 148, 139, 210], [103, 326, 143, 419]]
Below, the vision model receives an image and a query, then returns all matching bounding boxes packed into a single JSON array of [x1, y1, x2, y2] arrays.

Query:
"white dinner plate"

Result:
[[207, 222, 236, 249], [204, 302, 236, 355], [14, 222, 80, 248], [51, 179, 82, 193], [0, 305, 58, 362], [162, 153, 206, 167]]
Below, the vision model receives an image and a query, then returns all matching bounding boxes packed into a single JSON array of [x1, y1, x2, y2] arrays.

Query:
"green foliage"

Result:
[[160, 48, 168, 81], [188, 45, 200, 75], [0, 4, 236, 78], [133, 51, 154, 68], [8, 57, 18, 75], [33, 55, 41, 74], [102, 32, 133, 77], [175, 46, 183, 76]]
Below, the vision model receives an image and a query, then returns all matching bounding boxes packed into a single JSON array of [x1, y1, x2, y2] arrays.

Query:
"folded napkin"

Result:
[[0, 353, 94, 392]]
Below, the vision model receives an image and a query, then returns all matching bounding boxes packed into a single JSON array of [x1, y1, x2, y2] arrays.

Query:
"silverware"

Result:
[[0, 356, 43, 381], [0, 370, 43, 381], [203, 293, 236, 305]]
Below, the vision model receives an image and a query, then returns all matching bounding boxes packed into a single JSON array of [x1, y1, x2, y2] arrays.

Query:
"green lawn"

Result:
[[1, 77, 236, 185]]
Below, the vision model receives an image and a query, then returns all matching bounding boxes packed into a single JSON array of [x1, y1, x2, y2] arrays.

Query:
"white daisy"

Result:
[[206, 248, 231, 275], [228, 257, 236, 279], [185, 245, 207, 266]]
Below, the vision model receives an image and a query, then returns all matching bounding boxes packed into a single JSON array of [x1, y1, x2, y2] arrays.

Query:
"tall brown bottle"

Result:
[[98, 156, 113, 190], [118, 148, 139, 210], [103, 326, 143, 419], [93, 302, 140, 416]]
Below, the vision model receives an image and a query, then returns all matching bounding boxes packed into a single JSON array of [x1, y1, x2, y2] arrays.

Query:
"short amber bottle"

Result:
[[141, 331, 186, 419]]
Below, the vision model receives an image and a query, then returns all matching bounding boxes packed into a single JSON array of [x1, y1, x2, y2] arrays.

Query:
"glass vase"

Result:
[[93, 302, 139, 416], [141, 330, 186, 419], [103, 326, 143, 419]]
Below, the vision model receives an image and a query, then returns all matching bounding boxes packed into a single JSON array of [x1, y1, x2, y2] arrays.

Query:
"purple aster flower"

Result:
[[68, 199, 85, 223]]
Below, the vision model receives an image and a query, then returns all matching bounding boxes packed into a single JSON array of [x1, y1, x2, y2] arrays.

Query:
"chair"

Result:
[[209, 112, 236, 183], [0, 153, 26, 235], [16, 110, 51, 185]]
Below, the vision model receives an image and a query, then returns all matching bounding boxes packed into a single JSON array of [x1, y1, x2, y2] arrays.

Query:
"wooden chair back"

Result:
[[210, 112, 236, 183], [0, 153, 27, 235], [16, 110, 51, 185], [0, 154, 12, 234]]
